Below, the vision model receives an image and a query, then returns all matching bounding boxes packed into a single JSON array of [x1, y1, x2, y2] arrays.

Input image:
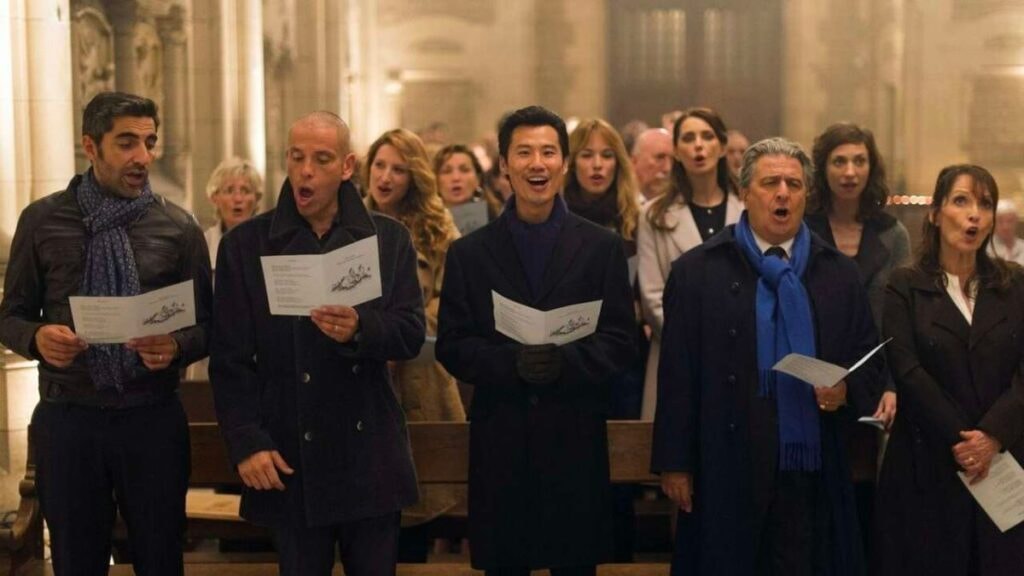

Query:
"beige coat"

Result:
[[395, 241, 467, 526], [636, 194, 743, 419], [393, 245, 466, 423]]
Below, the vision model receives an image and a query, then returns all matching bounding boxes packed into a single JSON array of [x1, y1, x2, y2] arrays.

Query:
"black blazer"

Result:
[[874, 266, 1024, 576], [436, 211, 636, 569]]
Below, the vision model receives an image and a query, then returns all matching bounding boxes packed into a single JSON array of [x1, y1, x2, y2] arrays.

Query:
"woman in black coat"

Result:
[[874, 164, 1024, 576]]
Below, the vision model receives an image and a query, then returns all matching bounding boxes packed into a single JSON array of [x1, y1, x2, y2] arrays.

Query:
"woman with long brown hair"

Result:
[[874, 165, 1024, 576], [636, 107, 744, 419]]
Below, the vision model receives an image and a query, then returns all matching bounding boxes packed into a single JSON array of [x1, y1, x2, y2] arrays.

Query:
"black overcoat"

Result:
[[651, 226, 882, 576], [436, 212, 636, 569], [874, 267, 1024, 576], [210, 180, 424, 527]]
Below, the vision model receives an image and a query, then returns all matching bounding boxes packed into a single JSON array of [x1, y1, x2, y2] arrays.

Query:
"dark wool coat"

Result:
[[436, 212, 636, 569], [210, 180, 424, 528], [874, 266, 1024, 576], [651, 226, 883, 576]]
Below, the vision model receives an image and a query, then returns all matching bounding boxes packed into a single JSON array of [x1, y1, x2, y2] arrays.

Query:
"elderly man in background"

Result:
[[988, 198, 1024, 265], [631, 128, 674, 203], [652, 137, 882, 576]]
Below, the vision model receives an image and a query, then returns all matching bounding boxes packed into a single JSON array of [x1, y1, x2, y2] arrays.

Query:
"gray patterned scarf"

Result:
[[77, 169, 154, 390]]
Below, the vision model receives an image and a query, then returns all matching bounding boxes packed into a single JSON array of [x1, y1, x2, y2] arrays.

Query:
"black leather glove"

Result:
[[516, 343, 562, 385]]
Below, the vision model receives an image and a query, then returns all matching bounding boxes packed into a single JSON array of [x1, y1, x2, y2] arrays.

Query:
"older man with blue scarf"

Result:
[[651, 138, 884, 576], [0, 92, 211, 574]]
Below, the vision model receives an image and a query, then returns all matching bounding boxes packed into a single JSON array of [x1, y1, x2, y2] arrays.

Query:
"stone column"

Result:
[[156, 5, 190, 189], [106, 0, 140, 94], [0, 0, 76, 265]]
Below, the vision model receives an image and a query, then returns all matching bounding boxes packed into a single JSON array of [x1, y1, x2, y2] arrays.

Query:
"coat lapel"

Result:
[[666, 204, 704, 257], [855, 219, 890, 288], [909, 273, 971, 345], [969, 286, 1008, 350], [535, 215, 585, 303], [481, 218, 532, 302]]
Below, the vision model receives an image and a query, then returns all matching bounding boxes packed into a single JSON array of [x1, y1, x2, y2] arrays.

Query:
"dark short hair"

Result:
[[82, 92, 159, 145], [498, 105, 569, 160], [810, 122, 890, 220]]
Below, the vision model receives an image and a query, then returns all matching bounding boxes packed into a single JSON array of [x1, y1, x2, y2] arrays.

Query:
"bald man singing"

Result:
[[211, 112, 425, 576]]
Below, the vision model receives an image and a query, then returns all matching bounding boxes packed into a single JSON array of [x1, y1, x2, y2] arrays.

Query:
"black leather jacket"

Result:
[[0, 174, 213, 407]]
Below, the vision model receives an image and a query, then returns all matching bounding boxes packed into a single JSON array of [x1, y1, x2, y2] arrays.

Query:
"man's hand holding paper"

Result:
[[310, 305, 360, 343]]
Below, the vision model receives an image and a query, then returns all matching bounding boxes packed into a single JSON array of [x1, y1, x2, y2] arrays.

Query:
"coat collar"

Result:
[[665, 194, 744, 255], [268, 179, 377, 253], [904, 268, 1007, 349], [707, 222, 833, 267]]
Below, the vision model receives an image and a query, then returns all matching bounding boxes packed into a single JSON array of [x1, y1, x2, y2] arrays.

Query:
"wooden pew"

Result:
[[6, 379, 667, 573], [0, 441, 44, 575]]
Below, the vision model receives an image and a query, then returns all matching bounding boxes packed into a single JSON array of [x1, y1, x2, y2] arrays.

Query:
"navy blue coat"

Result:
[[436, 211, 636, 569], [210, 180, 424, 528], [651, 226, 882, 576]]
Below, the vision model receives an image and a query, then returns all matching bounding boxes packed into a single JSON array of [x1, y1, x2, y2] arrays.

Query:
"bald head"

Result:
[[632, 128, 673, 199], [288, 111, 352, 156]]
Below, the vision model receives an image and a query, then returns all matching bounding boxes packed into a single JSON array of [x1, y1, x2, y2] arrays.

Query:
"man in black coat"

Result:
[[436, 106, 636, 575], [210, 111, 424, 576], [0, 91, 211, 574], [651, 138, 883, 576]]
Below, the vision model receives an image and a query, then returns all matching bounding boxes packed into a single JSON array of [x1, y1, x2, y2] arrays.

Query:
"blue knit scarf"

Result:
[[735, 213, 820, 471], [77, 169, 154, 391]]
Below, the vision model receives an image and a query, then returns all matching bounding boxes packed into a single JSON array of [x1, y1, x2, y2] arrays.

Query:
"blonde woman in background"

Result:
[[204, 157, 263, 269], [564, 118, 641, 244], [363, 128, 464, 558], [188, 157, 263, 381]]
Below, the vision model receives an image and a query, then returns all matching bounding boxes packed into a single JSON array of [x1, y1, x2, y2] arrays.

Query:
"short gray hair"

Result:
[[206, 157, 264, 199], [738, 137, 813, 189]]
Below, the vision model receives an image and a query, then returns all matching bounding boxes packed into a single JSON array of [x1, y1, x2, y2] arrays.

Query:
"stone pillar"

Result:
[[156, 6, 190, 190], [0, 0, 76, 266], [106, 0, 141, 94]]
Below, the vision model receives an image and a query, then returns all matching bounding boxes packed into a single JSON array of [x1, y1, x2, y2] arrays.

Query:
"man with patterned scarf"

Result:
[[651, 137, 883, 576], [0, 91, 211, 574]]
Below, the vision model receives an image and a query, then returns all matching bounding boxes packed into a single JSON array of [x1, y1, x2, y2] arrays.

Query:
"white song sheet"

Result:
[[260, 236, 382, 316], [959, 452, 1024, 533], [69, 280, 196, 344], [771, 338, 892, 389], [450, 202, 489, 236], [492, 291, 602, 346]]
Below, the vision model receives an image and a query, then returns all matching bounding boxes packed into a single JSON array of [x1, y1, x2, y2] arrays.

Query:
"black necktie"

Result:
[[764, 246, 787, 260]]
